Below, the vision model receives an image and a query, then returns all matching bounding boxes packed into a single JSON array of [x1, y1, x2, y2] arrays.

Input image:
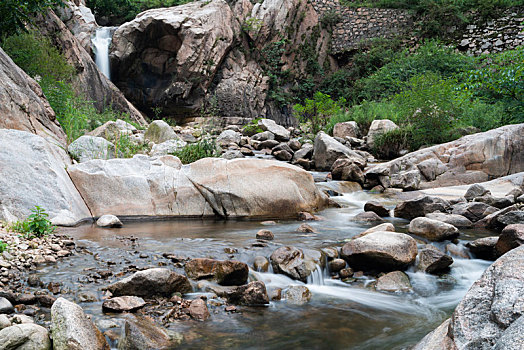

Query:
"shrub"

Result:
[[293, 92, 347, 134], [112, 133, 151, 158], [0, 0, 64, 38], [170, 139, 219, 164], [373, 127, 413, 159], [0, 240, 7, 253], [9, 206, 56, 238], [242, 117, 264, 136]]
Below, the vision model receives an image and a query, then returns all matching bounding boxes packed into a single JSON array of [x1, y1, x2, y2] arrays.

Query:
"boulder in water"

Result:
[[184, 259, 248, 286], [495, 224, 524, 257], [416, 248, 453, 274], [0, 324, 51, 350], [270, 246, 315, 282], [118, 315, 182, 350], [106, 268, 192, 297], [364, 201, 390, 217], [96, 214, 123, 228], [102, 296, 146, 313], [425, 212, 473, 228], [375, 271, 412, 292], [283, 285, 312, 304], [340, 231, 418, 271], [408, 217, 459, 241], [394, 196, 450, 221], [313, 132, 365, 171], [223, 281, 270, 306]]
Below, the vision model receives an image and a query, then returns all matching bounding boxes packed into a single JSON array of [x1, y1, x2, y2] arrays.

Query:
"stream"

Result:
[[33, 184, 493, 349]]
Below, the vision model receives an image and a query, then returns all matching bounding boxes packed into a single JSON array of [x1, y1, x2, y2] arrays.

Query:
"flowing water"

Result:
[[34, 186, 495, 349], [92, 27, 113, 80]]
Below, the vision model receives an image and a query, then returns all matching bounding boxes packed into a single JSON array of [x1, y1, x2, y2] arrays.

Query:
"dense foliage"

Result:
[[295, 41, 523, 158], [0, 0, 64, 38]]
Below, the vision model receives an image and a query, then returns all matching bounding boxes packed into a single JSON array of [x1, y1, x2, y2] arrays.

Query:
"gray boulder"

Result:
[[333, 121, 359, 139], [425, 212, 473, 228], [330, 158, 365, 183], [416, 248, 453, 274], [283, 285, 312, 304], [0, 130, 91, 226], [184, 258, 248, 286], [364, 201, 389, 217], [144, 120, 176, 144], [464, 183, 490, 201], [216, 129, 241, 146], [222, 281, 270, 306], [292, 143, 313, 162], [106, 268, 192, 297], [496, 211, 524, 227], [416, 245, 524, 349], [51, 297, 109, 350], [495, 224, 524, 257], [102, 296, 146, 313], [258, 119, 290, 141], [313, 132, 365, 171], [0, 323, 51, 350], [89, 119, 137, 141], [68, 135, 116, 163], [375, 271, 412, 292], [270, 246, 316, 282], [408, 217, 459, 241], [366, 119, 398, 148], [118, 315, 182, 350], [0, 297, 14, 313], [394, 196, 450, 221], [466, 236, 498, 260], [340, 231, 418, 271], [150, 139, 187, 156], [452, 202, 497, 222]]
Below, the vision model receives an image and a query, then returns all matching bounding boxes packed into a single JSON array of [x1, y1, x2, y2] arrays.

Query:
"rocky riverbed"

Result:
[[1, 179, 523, 349]]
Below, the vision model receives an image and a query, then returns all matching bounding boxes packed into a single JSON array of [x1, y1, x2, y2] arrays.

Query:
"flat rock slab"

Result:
[[102, 296, 146, 313]]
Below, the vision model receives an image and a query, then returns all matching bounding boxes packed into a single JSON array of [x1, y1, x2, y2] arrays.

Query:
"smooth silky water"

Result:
[[35, 187, 493, 349], [92, 27, 113, 80]]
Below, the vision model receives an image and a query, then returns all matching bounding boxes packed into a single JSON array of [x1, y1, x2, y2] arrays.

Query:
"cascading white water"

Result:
[[92, 27, 113, 80]]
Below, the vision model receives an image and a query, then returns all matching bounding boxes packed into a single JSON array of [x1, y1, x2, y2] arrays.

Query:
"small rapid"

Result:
[[92, 27, 113, 80]]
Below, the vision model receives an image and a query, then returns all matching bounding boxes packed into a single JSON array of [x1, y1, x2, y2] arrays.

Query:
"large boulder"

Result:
[[0, 323, 51, 350], [0, 47, 66, 145], [184, 258, 248, 285], [452, 202, 496, 222], [333, 121, 359, 139], [416, 248, 453, 274], [366, 119, 399, 149], [106, 268, 192, 297], [222, 281, 269, 306], [0, 130, 91, 225], [365, 124, 524, 190], [466, 236, 498, 260], [68, 157, 328, 218], [51, 298, 109, 350], [414, 245, 524, 349], [394, 196, 450, 221], [118, 315, 182, 350], [34, 11, 146, 125], [313, 132, 366, 171], [330, 158, 365, 183], [68, 135, 116, 163], [257, 119, 290, 141], [144, 120, 177, 144], [425, 212, 473, 228], [375, 271, 412, 292], [408, 217, 459, 241], [340, 231, 418, 271]]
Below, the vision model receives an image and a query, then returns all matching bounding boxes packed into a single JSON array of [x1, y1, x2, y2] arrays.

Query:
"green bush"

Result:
[[293, 92, 347, 134], [112, 133, 151, 158], [170, 139, 219, 164], [242, 117, 264, 136], [9, 206, 56, 239], [0, 240, 7, 253]]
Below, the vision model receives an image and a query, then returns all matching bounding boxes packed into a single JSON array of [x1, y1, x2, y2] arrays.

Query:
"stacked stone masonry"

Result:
[[457, 8, 524, 55], [311, 0, 413, 54]]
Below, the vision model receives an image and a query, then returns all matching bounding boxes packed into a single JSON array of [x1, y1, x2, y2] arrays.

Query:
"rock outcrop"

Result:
[[110, 0, 330, 125], [0, 130, 91, 225], [365, 124, 524, 190], [0, 47, 66, 145], [415, 245, 524, 349], [34, 10, 147, 126], [68, 156, 328, 218]]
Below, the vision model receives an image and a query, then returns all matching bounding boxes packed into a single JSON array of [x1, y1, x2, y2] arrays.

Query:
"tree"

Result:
[[0, 0, 63, 39]]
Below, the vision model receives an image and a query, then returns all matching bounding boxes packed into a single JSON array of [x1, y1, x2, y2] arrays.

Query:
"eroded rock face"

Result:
[[365, 124, 524, 190], [340, 231, 418, 271], [51, 298, 109, 350], [415, 245, 524, 349], [0, 130, 91, 225], [68, 157, 328, 218], [106, 268, 192, 297], [0, 47, 66, 145], [34, 11, 147, 126]]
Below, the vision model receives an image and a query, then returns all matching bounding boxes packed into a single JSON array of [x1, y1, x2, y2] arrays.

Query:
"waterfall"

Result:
[[92, 27, 113, 80], [307, 264, 325, 286]]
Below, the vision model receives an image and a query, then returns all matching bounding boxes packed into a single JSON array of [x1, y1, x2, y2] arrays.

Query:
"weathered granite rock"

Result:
[[118, 315, 182, 350], [270, 246, 317, 282], [107, 268, 192, 297], [150, 139, 187, 156], [217, 130, 242, 146], [352, 211, 386, 223], [394, 196, 450, 221], [68, 135, 116, 163], [408, 217, 459, 241], [89, 119, 137, 141], [0, 130, 91, 225], [102, 296, 146, 313], [464, 184, 490, 201], [333, 121, 359, 139], [283, 285, 312, 304], [366, 119, 399, 149], [0, 47, 66, 145], [416, 248, 454, 274], [330, 158, 365, 183], [313, 132, 366, 171], [340, 231, 418, 271], [414, 245, 524, 349], [495, 224, 524, 257], [452, 202, 496, 222], [0, 297, 14, 314], [375, 271, 412, 292], [365, 124, 524, 190], [364, 201, 389, 217], [0, 323, 51, 350], [184, 258, 248, 285], [425, 212, 473, 228], [466, 237, 498, 260], [222, 281, 269, 306], [144, 120, 177, 144], [258, 119, 290, 141], [68, 157, 328, 218], [51, 298, 109, 350]]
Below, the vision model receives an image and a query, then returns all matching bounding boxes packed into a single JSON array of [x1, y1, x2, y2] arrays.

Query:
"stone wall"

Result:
[[310, 0, 413, 54], [456, 8, 524, 55]]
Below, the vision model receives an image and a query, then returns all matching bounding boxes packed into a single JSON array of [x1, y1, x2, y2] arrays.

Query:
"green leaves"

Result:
[[8, 206, 56, 239], [0, 0, 64, 38], [293, 92, 347, 134], [169, 139, 219, 164]]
